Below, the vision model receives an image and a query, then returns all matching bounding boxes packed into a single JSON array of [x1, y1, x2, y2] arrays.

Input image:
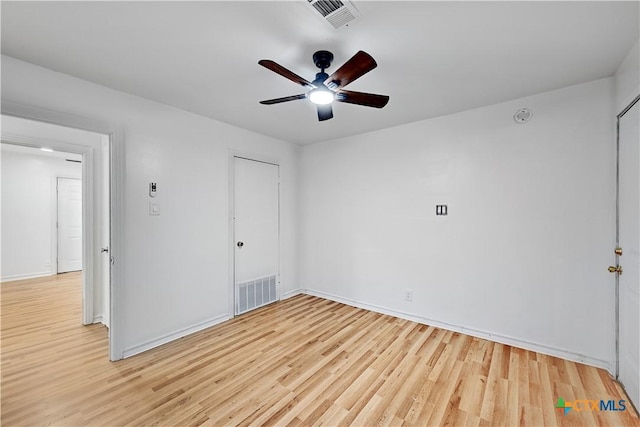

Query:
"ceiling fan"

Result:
[[258, 50, 389, 121]]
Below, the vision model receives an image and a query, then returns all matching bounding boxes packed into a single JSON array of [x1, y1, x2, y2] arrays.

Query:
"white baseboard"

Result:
[[1, 271, 53, 282], [304, 289, 614, 374], [282, 288, 304, 299], [119, 288, 613, 375], [122, 314, 230, 359]]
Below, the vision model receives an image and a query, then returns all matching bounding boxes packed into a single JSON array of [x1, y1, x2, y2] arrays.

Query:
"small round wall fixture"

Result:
[[514, 108, 532, 124]]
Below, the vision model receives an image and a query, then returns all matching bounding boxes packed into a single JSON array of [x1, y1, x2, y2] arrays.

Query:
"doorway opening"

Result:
[[1, 115, 111, 330]]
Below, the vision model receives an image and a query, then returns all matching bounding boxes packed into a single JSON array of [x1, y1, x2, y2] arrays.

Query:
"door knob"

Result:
[[608, 265, 622, 274], [237, 241, 244, 248], [101, 247, 109, 253], [614, 247, 623, 256]]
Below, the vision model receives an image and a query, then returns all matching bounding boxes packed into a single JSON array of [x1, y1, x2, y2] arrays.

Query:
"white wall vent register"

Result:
[[306, 0, 362, 29], [237, 275, 277, 314]]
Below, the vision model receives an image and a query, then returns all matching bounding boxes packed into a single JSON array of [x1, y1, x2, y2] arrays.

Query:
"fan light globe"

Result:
[[309, 88, 334, 105]]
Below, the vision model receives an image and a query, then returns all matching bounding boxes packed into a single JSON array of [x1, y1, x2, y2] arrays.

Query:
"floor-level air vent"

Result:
[[237, 275, 277, 314], [306, 0, 361, 29]]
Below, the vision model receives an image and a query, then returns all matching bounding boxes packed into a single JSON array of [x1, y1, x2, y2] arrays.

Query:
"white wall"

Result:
[[1, 55, 300, 358], [1, 147, 82, 280], [614, 39, 640, 113], [300, 78, 616, 370], [1, 51, 624, 368]]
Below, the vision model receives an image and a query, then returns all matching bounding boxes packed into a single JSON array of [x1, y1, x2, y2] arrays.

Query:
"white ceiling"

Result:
[[1, 1, 638, 145], [1, 142, 83, 162]]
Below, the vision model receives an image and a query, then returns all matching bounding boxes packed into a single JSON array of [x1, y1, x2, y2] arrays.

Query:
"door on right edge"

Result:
[[617, 96, 639, 410]]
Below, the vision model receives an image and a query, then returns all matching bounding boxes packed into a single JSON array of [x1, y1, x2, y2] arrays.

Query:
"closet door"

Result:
[[233, 157, 279, 315]]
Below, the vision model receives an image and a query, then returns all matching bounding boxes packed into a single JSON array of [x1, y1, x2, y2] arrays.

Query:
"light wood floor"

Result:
[[1, 273, 638, 426]]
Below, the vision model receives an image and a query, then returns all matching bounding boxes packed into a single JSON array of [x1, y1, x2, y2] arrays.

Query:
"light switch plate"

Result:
[[149, 202, 160, 216]]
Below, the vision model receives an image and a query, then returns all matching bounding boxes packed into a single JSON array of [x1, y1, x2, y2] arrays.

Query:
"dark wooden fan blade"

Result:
[[324, 51, 377, 89], [317, 104, 333, 121], [260, 94, 307, 105], [336, 90, 389, 108], [258, 60, 314, 88]]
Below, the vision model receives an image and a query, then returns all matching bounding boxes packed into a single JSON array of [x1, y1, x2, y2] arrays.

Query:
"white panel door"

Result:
[[234, 157, 279, 315], [618, 97, 639, 410], [57, 177, 82, 273]]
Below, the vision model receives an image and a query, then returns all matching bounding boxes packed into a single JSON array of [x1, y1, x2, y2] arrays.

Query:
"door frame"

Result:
[[228, 150, 281, 318], [1, 101, 125, 361], [614, 93, 640, 379]]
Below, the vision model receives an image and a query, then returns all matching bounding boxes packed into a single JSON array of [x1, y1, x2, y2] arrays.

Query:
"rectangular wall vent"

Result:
[[237, 274, 277, 315], [306, 0, 361, 29], [310, 0, 343, 17]]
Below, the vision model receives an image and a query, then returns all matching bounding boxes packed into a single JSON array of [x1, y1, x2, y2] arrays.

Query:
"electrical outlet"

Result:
[[404, 288, 413, 302], [436, 204, 448, 215]]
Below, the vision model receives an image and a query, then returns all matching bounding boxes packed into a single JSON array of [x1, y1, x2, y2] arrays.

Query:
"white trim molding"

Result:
[[122, 314, 230, 359], [282, 289, 304, 299], [304, 288, 614, 374], [0, 271, 53, 283]]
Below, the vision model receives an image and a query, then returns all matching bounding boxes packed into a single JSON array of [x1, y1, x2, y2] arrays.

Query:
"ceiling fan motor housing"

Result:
[[313, 50, 334, 70], [313, 72, 330, 86]]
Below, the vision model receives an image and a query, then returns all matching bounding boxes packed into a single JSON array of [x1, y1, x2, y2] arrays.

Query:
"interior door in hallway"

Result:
[[233, 157, 279, 315], [57, 177, 82, 273], [617, 95, 639, 410]]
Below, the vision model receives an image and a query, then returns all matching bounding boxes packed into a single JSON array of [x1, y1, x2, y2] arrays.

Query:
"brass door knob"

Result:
[[608, 265, 623, 274]]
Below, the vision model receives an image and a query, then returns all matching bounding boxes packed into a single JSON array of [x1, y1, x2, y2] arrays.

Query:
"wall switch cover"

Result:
[[149, 202, 160, 216]]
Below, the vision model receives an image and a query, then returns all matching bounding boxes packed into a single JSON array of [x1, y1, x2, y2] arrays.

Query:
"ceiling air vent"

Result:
[[306, 0, 361, 29]]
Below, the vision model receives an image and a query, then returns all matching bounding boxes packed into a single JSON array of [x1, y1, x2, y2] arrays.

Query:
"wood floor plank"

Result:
[[2, 273, 638, 426]]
